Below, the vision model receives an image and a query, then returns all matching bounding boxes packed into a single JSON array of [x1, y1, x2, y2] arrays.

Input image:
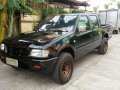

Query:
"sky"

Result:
[[77, 0, 120, 11]]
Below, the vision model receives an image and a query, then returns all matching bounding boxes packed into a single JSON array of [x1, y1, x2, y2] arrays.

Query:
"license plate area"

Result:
[[6, 58, 18, 67]]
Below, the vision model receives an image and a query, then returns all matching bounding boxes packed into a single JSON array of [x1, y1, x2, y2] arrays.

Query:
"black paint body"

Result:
[[0, 14, 109, 73]]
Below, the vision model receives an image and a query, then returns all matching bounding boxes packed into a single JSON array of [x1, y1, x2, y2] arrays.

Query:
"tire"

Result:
[[98, 38, 108, 55], [115, 30, 118, 34], [52, 53, 74, 84], [113, 30, 118, 34]]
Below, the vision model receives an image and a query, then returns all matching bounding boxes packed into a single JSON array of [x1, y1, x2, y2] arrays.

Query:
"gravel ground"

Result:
[[0, 34, 120, 90]]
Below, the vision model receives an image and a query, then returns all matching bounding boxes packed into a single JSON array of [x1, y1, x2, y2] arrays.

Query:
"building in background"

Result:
[[21, 0, 47, 33], [21, 0, 89, 33]]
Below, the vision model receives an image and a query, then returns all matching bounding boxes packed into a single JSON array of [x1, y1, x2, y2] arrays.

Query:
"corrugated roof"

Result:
[[49, 0, 89, 6]]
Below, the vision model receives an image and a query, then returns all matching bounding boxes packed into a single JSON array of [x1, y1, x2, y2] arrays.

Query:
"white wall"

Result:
[[21, 15, 40, 33]]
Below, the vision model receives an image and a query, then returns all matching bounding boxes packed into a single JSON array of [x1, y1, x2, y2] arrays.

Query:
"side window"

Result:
[[90, 15, 99, 28], [78, 16, 90, 32]]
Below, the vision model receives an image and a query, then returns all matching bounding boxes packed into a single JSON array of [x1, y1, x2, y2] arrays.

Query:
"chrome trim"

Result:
[[32, 57, 58, 62]]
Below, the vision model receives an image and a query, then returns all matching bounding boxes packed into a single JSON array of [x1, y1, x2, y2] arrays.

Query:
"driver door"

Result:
[[74, 15, 93, 58]]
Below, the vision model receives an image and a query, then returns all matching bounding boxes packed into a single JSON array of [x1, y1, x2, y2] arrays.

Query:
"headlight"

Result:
[[30, 49, 49, 58], [0, 44, 5, 51]]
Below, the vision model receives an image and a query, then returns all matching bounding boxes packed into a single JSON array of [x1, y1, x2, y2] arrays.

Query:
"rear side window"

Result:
[[90, 15, 99, 28]]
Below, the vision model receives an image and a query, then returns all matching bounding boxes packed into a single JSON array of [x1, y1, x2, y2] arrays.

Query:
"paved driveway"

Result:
[[0, 34, 120, 90]]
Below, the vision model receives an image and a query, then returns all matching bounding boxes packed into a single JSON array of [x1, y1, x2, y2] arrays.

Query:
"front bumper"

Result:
[[0, 51, 57, 74]]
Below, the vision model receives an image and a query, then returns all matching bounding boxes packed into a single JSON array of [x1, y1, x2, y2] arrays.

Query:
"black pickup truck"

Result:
[[0, 13, 109, 84]]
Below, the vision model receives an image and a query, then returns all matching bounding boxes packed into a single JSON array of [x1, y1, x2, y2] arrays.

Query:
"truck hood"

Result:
[[4, 31, 69, 47]]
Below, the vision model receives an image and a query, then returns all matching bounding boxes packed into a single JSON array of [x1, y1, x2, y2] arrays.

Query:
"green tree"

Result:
[[93, 6, 99, 13], [0, 0, 44, 38], [104, 3, 112, 9], [41, 7, 68, 21], [41, 6, 57, 20], [7, 0, 39, 37], [58, 9, 68, 14], [0, 0, 7, 42], [72, 9, 85, 13], [104, 4, 109, 9], [117, 2, 120, 9]]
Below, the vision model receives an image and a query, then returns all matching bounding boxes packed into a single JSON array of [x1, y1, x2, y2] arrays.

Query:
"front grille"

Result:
[[6, 46, 30, 57], [19, 61, 29, 69]]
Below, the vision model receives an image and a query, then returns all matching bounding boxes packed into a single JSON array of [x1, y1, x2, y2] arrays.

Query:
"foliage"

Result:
[[117, 2, 120, 9], [7, 0, 41, 37], [34, 0, 45, 3], [41, 7, 57, 20], [58, 9, 68, 14], [0, 0, 7, 42], [72, 9, 85, 13], [104, 3, 112, 9], [41, 7, 68, 20], [0, 0, 43, 38], [7, 0, 22, 37], [104, 4, 109, 9], [93, 6, 99, 13], [0, 4, 4, 9]]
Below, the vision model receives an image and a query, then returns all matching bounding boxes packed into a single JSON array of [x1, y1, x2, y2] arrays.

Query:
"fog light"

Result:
[[33, 64, 41, 69]]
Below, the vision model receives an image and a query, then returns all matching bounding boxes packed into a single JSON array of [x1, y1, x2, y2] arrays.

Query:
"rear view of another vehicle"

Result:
[[99, 9, 120, 34]]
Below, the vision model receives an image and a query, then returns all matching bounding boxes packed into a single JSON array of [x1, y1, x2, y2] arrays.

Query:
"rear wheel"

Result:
[[52, 53, 74, 84], [113, 30, 118, 34], [98, 38, 108, 55]]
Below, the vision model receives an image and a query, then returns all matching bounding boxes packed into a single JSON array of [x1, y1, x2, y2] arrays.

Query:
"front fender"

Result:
[[56, 44, 76, 59]]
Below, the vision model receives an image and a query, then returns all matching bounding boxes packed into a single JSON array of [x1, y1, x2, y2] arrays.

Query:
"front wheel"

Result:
[[98, 38, 108, 55], [52, 53, 74, 84]]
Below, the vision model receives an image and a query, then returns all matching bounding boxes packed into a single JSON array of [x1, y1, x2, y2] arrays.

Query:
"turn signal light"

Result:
[[33, 64, 41, 69]]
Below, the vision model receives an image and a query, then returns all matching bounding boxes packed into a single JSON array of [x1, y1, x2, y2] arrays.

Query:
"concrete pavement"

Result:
[[0, 34, 120, 90]]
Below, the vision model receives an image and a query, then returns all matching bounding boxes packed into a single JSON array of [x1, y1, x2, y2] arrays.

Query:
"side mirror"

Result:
[[78, 26, 86, 32], [101, 24, 111, 29]]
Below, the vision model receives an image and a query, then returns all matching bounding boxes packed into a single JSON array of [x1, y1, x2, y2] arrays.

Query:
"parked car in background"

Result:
[[99, 9, 120, 34], [0, 13, 109, 84]]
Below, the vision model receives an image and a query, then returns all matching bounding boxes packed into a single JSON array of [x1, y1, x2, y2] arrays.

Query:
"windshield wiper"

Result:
[[35, 28, 46, 32], [50, 29, 68, 32]]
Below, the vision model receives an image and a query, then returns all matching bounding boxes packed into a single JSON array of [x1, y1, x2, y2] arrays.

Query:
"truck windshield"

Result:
[[34, 15, 77, 32]]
